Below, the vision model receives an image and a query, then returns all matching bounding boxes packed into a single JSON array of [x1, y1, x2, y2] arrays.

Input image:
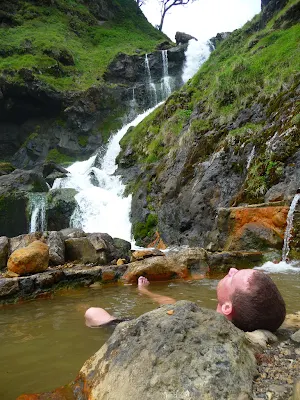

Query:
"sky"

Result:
[[142, 0, 261, 43]]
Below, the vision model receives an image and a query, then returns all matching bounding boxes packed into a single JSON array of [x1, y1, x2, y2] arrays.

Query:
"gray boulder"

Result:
[[86, 233, 108, 265], [43, 231, 65, 265], [65, 237, 98, 264], [86, 232, 131, 263], [0, 236, 8, 269], [9, 232, 43, 255], [60, 228, 86, 239], [77, 301, 256, 399], [175, 31, 198, 45], [112, 237, 131, 262], [47, 188, 78, 231]]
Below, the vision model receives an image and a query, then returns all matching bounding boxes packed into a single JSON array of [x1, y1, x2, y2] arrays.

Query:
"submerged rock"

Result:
[[7, 241, 49, 276]]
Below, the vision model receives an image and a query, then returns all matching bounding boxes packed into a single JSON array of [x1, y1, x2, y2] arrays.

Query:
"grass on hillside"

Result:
[[0, 0, 167, 91], [120, 0, 300, 166]]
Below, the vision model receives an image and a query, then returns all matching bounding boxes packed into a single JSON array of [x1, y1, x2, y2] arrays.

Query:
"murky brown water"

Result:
[[0, 272, 300, 400]]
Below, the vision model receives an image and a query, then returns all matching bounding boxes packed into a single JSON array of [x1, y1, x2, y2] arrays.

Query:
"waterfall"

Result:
[[246, 146, 256, 169], [282, 194, 300, 262], [161, 50, 172, 98], [49, 43, 213, 242], [28, 193, 47, 233], [53, 105, 161, 242], [182, 40, 211, 83], [145, 54, 158, 106]]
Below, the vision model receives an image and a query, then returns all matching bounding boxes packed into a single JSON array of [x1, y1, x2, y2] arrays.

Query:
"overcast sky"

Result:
[[142, 0, 261, 42]]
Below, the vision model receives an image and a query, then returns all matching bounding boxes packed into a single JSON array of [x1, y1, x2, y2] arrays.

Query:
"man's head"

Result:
[[217, 268, 286, 332]]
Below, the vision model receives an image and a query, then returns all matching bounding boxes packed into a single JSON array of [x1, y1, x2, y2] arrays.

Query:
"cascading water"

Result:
[[161, 50, 172, 98], [28, 193, 47, 233], [246, 146, 256, 169], [50, 43, 212, 242], [255, 193, 300, 273], [52, 105, 161, 242], [282, 193, 300, 262], [145, 54, 158, 106], [182, 40, 211, 83]]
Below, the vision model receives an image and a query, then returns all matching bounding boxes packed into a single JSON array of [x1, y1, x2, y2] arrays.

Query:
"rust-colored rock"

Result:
[[147, 231, 167, 250], [7, 241, 49, 276], [124, 248, 208, 283], [17, 384, 76, 399], [226, 206, 288, 251], [131, 249, 165, 261]]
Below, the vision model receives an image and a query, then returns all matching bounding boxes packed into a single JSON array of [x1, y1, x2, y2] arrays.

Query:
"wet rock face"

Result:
[[47, 189, 78, 231], [74, 301, 256, 400], [210, 206, 289, 253], [0, 170, 48, 237]]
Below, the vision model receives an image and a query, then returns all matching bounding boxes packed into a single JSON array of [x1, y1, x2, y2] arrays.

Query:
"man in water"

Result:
[[85, 268, 286, 332]]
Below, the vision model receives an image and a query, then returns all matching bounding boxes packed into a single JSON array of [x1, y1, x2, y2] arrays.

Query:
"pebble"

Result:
[[253, 329, 300, 400]]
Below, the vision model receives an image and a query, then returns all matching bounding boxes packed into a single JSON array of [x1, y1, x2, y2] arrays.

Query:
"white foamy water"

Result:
[[49, 43, 212, 242], [182, 40, 211, 83], [282, 193, 300, 261], [28, 192, 47, 233], [255, 261, 300, 273], [52, 105, 161, 241]]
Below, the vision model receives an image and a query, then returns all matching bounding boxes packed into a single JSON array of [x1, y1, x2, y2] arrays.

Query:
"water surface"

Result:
[[0, 273, 299, 400]]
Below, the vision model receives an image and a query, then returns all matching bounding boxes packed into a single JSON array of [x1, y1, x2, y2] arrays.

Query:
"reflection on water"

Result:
[[0, 273, 299, 399]]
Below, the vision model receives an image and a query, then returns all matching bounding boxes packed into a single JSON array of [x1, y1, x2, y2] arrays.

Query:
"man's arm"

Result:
[[138, 276, 176, 305]]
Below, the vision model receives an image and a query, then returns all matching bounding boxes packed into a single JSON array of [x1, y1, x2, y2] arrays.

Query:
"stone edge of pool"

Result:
[[0, 248, 264, 305]]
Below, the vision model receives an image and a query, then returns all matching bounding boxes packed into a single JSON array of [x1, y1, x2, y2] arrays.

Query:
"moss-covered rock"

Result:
[[47, 188, 78, 231]]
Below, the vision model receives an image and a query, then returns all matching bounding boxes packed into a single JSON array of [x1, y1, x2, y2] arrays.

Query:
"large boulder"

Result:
[[7, 241, 49, 275], [74, 301, 256, 399], [65, 238, 98, 264], [207, 251, 264, 273], [87, 233, 131, 263], [60, 228, 86, 239], [123, 248, 208, 282], [175, 31, 197, 45], [43, 231, 65, 265], [47, 188, 78, 231], [0, 236, 8, 269], [9, 232, 43, 254]]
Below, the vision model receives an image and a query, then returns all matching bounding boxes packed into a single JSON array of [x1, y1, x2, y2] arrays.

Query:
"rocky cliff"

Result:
[[117, 0, 300, 257], [0, 0, 185, 169]]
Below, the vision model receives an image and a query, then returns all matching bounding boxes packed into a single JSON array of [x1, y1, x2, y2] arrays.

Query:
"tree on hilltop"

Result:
[[158, 0, 195, 31], [136, 0, 195, 32]]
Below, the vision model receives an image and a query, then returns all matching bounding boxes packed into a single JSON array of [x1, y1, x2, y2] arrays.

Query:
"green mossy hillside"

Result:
[[0, 0, 167, 91], [118, 0, 300, 244], [120, 0, 299, 166]]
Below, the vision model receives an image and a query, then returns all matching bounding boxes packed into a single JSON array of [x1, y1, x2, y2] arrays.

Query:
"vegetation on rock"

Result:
[[119, 0, 300, 246], [0, 0, 167, 91]]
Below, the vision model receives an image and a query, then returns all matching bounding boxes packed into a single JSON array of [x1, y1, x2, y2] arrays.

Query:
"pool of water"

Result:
[[1, 271, 300, 400]]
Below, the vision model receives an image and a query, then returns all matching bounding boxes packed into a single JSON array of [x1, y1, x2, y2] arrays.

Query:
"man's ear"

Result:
[[221, 301, 233, 319]]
